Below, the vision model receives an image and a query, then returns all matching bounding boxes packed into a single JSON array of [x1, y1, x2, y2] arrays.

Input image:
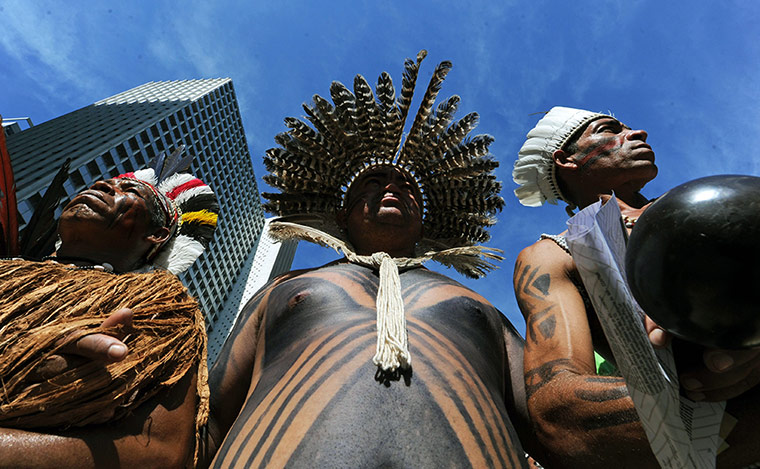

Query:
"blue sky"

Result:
[[2, 1, 759, 335]]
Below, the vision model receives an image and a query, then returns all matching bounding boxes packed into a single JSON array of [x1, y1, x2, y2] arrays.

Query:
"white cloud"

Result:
[[0, 2, 111, 104]]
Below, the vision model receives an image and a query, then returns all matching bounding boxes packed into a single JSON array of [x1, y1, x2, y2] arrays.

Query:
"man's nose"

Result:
[[91, 180, 116, 194], [384, 180, 401, 193], [626, 128, 648, 142]]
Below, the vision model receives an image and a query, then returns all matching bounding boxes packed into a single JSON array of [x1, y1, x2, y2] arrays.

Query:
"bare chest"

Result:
[[213, 265, 525, 468]]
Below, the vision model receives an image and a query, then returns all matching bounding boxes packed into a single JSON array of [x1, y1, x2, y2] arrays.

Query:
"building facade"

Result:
[[5, 79, 295, 361]]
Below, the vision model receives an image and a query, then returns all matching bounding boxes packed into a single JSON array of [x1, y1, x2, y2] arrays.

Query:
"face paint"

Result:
[[576, 135, 624, 170]]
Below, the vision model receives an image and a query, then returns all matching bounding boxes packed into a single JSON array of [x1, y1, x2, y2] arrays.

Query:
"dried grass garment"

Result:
[[0, 259, 208, 439]]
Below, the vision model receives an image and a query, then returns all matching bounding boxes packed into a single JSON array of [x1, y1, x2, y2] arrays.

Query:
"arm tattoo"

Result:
[[575, 375, 636, 430], [575, 386, 629, 403], [536, 310, 556, 341], [530, 365, 638, 431], [526, 306, 556, 343], [515, 261, 552, 301], [524, 358, 574, 400], [579, 408, 640, 431], [516, 261, 557, 344], [585, 376, 625, 384]]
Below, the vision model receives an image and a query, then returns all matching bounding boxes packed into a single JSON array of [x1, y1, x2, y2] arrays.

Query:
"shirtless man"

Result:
[[203, 52, 533, 468], [512, 106, 760, 468], [0, 168, 217, 468]]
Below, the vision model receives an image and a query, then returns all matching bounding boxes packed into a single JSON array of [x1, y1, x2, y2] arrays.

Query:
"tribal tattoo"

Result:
[[524, 358, 574, 400], [574, 376, 629, 408], [577, 408, 641, 431], [515, 261, 556, 344]]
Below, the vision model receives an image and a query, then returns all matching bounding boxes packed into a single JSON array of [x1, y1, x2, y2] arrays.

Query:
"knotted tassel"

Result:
[[371, 252, 411, 371]]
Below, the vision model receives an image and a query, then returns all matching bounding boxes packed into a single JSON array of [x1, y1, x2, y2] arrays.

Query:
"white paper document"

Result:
[[566, 195, 725, 469]]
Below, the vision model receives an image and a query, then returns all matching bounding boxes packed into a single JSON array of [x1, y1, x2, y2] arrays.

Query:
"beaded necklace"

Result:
[[40, 255, 114, 272], [623, 215, 638, 229]]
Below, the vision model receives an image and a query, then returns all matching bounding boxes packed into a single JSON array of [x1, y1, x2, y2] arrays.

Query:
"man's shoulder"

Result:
[[404, 267, 500, 308], [257, 260, 351, 294], [516, 234, 577, 279], [272, 259, 349, 281], [520, 234, 572, 260]]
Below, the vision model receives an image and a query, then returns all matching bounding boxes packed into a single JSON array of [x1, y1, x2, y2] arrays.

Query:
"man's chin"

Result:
[[62, 203, 97, 217], [59, 205, 109, 229], [372, 208, 410, 225]]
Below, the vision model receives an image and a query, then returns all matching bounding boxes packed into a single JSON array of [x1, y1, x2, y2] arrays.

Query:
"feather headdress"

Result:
[[117, 146, 219, 274], [263, 50, 504, 278], [513, 106, 606, 209], [263, 51, 505, 372]]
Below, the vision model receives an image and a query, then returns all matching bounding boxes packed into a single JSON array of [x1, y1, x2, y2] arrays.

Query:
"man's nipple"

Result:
[[288, 290, 311, 309]]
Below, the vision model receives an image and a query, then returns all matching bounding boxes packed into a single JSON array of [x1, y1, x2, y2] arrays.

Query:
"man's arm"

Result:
[[514, 239, 658, 469], [500, 314, 547, 463], [0, 368, 198, 469], [200, 270, 305, 467]]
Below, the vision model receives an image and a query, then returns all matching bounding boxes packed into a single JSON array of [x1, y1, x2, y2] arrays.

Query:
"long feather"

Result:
[[19, 158, 72, 258], [374, 72, 400, 159], [425, 95, 460, 141], [431, 112, 480, 161], [330, 82, 357, 133], [414, 95, 460, 164], [375, 72, 396, 113], [396, 50, 427, 124], [352, 75, 376, 156], [392, 50, 427, 157], [153, 145, 192, 183], [310, 94, 356, 170], [399, 60, 452, 165], [0, 118, 19, 256]]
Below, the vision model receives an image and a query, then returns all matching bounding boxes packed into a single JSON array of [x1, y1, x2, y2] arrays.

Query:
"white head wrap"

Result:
[[513, 106, 606, 206]]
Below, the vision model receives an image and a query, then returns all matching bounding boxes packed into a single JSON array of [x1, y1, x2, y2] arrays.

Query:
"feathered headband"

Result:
[[117, 146, 219, 275], [513, 106, 606, 208], [262, 50, 505, 278]]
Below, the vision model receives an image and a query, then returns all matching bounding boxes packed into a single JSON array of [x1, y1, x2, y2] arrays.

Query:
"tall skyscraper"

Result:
[[5, 79, 295, 361]]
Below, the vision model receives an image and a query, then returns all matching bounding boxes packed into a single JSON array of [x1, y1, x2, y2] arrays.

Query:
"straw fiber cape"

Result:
[[0, 259, 208, 431]]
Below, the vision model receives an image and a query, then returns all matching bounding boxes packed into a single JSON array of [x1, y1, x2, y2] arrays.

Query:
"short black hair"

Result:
[[144, 190, 167, 231], [563, 133, 580, 155]]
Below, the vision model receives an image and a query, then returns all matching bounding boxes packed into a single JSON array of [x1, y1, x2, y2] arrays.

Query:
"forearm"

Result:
[[0, 425, 180, 469], [718, 384, 760, 467], [0, 427, 94, 469], [515, 243, 659, 467], [0, 371, 197, 469], [526, 364, 658, 468]]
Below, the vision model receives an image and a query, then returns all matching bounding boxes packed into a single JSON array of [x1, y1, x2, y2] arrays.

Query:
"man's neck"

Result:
[[348, 230, 419, 259], [54, 246, 142, 273], [598, 191, 650, 209], [579, 189, 649, 211], [353, 245, 416, 258]]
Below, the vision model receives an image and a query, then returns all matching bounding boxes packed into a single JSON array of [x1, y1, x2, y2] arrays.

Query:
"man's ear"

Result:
[[336, 209, 348, 230], [146, 226, 171, 245], [553, 149, 579, 171]]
